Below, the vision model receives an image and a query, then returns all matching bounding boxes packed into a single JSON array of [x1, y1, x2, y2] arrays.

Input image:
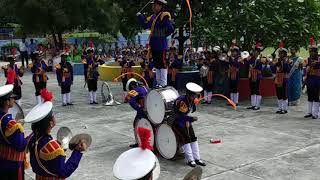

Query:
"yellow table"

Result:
[[98, 65, 142, 81]]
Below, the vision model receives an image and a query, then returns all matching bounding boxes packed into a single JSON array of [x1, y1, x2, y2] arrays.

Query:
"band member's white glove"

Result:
[[136, 12, 142, 16]]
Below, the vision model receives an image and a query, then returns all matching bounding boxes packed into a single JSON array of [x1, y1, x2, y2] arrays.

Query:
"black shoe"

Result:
[[129, 143, 138, 148], [276, 110, 282, 114], [187, 161, 197, 167], [279, 110, 287, 114], [253, 107, 260, 110], [247, 106, 254, 110], [304, 114, 312, 118], [67, 103, 73, 106], [90, 102, 94, 105], [312, 116, 318, 119], [62, 104, 67, 106], [195, 160, 206, 166], [93, 101, 98, 104]]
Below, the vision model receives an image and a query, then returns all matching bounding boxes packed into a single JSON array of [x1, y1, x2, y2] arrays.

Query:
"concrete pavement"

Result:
[[3, 71, 319, 180]]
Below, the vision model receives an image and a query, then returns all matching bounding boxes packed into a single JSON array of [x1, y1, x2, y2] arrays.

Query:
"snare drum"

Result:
[[134, 118, 155, 147], [155, 123, 181, 160], [8, 102, 24, 120], [145, 87, 179, 125]]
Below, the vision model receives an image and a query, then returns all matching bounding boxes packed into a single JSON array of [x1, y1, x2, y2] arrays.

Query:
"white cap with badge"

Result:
[[24, 89, 54, 124], [186, 82, 203, 94], [0, 85, 17, 99]]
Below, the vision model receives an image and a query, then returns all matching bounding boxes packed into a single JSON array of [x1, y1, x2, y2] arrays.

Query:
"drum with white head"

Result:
[[135, 118, 154, 147], [8, 102, 24, 121], [145, 87, 179, 125], [155, 123, 179, 160]]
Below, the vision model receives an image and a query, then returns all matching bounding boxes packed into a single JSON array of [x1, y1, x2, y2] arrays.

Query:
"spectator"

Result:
[[29, 38, 37, 60], [19, 37, 28, 67]]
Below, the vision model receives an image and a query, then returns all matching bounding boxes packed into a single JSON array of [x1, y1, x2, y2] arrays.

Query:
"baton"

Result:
[[138, 0, 153, 14]]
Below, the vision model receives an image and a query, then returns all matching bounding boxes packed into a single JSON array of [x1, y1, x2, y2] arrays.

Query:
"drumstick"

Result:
[[138, 0, 153, 14]]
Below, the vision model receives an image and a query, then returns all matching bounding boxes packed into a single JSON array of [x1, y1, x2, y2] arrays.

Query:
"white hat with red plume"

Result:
[[24, 89, 54, 123], [113, 128, 160, 180]]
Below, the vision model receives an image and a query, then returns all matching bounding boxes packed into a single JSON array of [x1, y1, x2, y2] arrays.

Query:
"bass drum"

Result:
[[134, 118, 154, 147], [155, 123, 179, 160], [8, 102, 24, 120], [145, 87, 179, 125]]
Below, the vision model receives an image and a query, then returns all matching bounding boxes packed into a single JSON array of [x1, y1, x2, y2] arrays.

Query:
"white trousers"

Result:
[[155, 69, 168, 87]]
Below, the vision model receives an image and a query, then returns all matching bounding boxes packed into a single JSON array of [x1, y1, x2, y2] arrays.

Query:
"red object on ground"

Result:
[[210, 139, 221, 144], [238, 78, 276, 101]]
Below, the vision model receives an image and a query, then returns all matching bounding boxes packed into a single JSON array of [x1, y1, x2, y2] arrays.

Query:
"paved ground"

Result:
[[2, 69, 320, 180]]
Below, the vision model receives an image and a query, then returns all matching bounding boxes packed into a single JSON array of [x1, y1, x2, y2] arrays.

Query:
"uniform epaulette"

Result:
[[40, 140, 66, 161], [5, 120, 24, 137], [128, 90, 139, 97], [179, 101, 188, 113], [161, 12, 171, 21], [55, 64, 61, 70], [147, 15, 153, 21]]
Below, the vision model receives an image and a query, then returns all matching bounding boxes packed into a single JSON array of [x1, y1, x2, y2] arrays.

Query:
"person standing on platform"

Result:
[[228, 44, 241, 106], [2, 51, 24, 106], [247, 43, 263, 110], [272, 42, 290, 114], [0, 85, 28, 180], [304, 37, 320, 119], [137, 0, 174, 88], [30, 51, 49, 104], [55, 52, 74, 106], [288, 46, 303, 106]]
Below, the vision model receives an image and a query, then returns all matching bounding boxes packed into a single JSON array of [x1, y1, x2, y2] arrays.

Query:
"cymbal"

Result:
[[57, 127, 73, 150], [69, 133, 92, 150]]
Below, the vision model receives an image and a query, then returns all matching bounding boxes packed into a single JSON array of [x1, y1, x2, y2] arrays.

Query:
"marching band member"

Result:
[[141, 61, 155, 88], [247, 43, 263, 110], [174, 83, 206, 167], [120, 59, 135, 92], [0, 85, 27, 180], [272, 42, 290, 114], [168, 48, 183, 88], [2, 54, 24, 106], [126, 79, 148, 148], [30, 51, 49, 104], [199, 57, 210, 104], [25, 89, 87, 179], [304, 38, 320, 119], [113, 128, 160, 180], [56, 52, 74, 106], [137, 0, 174, 88], [228, 44, 241, 106], [83, 47, 104, 104]]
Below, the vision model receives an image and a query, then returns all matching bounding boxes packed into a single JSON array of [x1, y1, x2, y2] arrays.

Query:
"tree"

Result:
[[4, 0, 121, 49], [193, 0, 320, 50]]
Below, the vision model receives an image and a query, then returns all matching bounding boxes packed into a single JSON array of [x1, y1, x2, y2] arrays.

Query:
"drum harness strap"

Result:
[[0, 113, 11, 144]]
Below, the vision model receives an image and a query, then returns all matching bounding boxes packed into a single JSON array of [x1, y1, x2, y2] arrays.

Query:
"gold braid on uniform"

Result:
[[161, 12, 171, 21], [5, 120, 24, 137], [39, 140, 66, 161]]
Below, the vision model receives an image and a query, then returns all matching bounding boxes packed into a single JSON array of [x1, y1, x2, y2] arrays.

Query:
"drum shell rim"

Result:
[[146, 87, 179, 125], [155, 123, 179, 160]]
